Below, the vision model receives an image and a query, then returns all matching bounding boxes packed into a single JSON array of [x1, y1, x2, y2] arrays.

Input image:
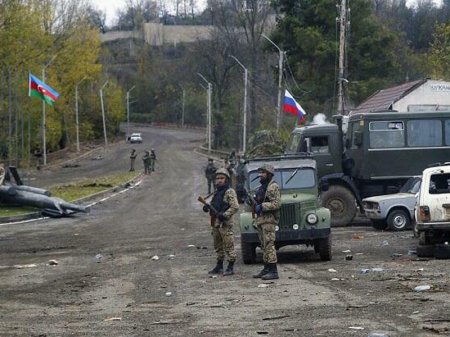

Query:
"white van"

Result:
[[415, 163, 450, 258]]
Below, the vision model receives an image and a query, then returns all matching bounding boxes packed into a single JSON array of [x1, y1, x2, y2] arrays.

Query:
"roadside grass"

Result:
[[0, 172, 140, 217]]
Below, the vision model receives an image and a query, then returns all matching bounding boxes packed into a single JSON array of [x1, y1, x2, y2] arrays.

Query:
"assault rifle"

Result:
[[243, 187, 256, 219], [197, 196, 219, 227]]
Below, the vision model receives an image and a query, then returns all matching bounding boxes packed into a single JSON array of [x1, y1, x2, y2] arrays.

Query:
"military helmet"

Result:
[[258, 164, 275, 175], [215, 168, 230, 179]]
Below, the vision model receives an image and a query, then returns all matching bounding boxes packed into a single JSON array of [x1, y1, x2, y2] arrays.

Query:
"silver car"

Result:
[[362, 176, 421, 231]]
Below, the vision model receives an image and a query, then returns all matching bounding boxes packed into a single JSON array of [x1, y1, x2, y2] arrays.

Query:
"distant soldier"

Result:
[[150, 148, 156, 172], [142, 151, 151, 174], [205, 158, 217, 194], [228, 150, 237, 169], [33, 148, 43, 170], [202, 168, 239, 276], [235, 156, 247, 203], [253, 164, 281, 280], [129, 149, 137, 172]]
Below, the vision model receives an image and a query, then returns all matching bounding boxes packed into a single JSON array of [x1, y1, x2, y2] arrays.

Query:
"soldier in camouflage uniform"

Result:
[[205, 158, 217, 194], [253, 164, 281, 280], [202, 168, 239, 276]]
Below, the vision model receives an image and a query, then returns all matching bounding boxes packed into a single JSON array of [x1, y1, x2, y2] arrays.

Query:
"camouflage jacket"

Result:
[[213, 188, 239, 228], [255, 180, 281, 226]]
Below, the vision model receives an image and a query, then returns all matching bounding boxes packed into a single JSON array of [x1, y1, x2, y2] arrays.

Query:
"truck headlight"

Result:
[[306, 213, 318, 224]]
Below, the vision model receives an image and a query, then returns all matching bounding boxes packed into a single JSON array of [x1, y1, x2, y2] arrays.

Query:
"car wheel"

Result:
[[387, 209, 410, 231], [416, 244, 434, 257], [434, 244, 450, 259], [320, 185, 356, 227], [241, 238, 256, 264], [371, 219, 388, 230], [315, 235, 332, 261]]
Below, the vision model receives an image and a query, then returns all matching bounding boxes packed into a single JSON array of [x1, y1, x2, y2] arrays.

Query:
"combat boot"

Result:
[[223, 261, 234, 276], [253, 264, 269, 278], [208, 260, 223, 275], [261, 263, 279, 280]]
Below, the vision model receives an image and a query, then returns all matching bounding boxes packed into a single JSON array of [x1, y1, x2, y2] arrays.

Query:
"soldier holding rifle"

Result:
[[199, 168, 239, 276], [252, 164, 281, 280]]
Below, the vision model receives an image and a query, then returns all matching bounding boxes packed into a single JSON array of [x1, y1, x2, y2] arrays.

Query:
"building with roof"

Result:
[[350, 79, 450, 115]]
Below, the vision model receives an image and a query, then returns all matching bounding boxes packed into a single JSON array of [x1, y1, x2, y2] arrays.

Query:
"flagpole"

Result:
[[262, 34, 284, 133], [41, 54, 58, 166]]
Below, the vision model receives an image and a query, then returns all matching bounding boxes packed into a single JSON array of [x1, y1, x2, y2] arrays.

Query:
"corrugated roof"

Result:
[[350, 79, 427, 115]]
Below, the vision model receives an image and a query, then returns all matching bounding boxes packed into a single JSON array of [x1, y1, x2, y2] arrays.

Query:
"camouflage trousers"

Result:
[[211, 224, 236, 263], [257, 223, 277, 264]]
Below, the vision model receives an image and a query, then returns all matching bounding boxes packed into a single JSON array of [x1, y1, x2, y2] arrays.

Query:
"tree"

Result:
[[271, 0, 400, 115], [429, 23, 450, 80]]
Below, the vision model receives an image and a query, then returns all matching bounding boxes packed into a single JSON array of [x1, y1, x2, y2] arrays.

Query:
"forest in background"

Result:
[[0, 0, 449, 165]]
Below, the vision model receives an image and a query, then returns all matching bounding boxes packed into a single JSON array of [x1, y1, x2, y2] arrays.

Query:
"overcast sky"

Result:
[[91, 0, 443, 26], [91, 0, 207, 26]]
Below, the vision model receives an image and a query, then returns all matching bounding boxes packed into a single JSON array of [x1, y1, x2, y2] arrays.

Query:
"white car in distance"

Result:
[[129, 133, 143, 144]]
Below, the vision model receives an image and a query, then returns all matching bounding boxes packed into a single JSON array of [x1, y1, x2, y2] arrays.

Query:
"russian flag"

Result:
[[283, 89, 306, 121]]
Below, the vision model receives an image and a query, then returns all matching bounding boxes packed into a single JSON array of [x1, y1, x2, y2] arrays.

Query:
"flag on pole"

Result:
[[283, 89, 306, 121], [29, 73, 60, 106]]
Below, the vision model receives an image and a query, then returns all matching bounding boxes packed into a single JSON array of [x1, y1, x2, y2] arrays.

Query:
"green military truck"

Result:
[[239, 155, 331, 264], [285, 111, 450, 226]]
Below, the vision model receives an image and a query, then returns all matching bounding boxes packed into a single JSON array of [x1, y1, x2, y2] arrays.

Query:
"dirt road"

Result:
[[0, 127, 449, 337]]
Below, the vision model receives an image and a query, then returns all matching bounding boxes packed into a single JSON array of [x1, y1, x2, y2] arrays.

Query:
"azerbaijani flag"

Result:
[[29, 73, 60, 106], [283, 89, 306, 121]]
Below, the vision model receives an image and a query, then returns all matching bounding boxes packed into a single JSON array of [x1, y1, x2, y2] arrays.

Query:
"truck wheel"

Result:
[[416, 244, 434, 257], [315, 236, 332, 261], [387, 209, 410, 231], [371, 220, 388, 230], [241, 238, 256, 264], [434, 244, 450, 259], [321, 185, 356, 227]]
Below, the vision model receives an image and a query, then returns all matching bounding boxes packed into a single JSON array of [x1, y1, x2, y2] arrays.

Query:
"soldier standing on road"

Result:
[[202, 168, 239, 276], [142, 151, 151, 175], [129, 149, 137, 172], [253, 164, 281, 280], [149, 148, 156, 172], [205, 158, 217, 194]]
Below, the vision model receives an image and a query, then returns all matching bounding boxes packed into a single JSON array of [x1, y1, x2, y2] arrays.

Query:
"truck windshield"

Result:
[[248, 168, 316, 191], [285, 133, 302, 153]]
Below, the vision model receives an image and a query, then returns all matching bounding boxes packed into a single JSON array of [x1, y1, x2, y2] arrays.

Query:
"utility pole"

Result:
[[337, 0, 348, 115], [198, 73, 212, 153], [262, 33, 284, 132], [181, 87, 185, 128], [75, 76, 87, 152], [229, 55, 248, 154], [99, 80, 109, 146], [126, 85, 136, 141]]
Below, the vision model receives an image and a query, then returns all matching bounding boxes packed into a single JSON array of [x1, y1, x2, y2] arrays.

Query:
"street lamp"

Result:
[[126, 85, 136, 141], [229, 55, 248, 154], [262, 33, 284, 132], [99, 80, 109, 146], [180, 86, 185, 128], [197, 73, 212, 153], [41, 54, 58, 166], [75, 76, 87, 152]]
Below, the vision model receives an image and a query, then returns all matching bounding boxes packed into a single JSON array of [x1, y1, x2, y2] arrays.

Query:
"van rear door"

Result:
[[426, 170, 450, 221]]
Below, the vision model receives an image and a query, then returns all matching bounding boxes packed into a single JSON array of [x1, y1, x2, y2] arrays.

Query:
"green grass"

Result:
[[0, 172, 140, 217]]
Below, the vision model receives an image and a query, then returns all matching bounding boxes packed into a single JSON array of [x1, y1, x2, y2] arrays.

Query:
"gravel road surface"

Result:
[[0, 126, 449, 337]]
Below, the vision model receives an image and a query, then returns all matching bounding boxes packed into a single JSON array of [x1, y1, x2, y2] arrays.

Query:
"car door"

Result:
[[427, 170, 450, 221]]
